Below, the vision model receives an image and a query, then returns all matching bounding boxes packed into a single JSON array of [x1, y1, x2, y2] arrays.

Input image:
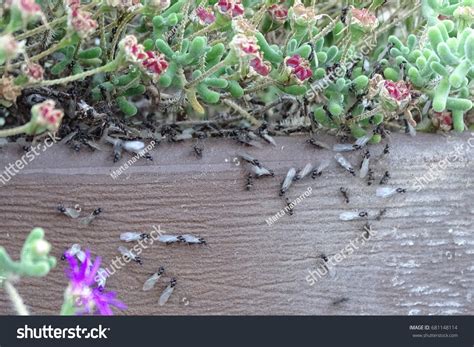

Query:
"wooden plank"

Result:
[[0, 133, 473, 315]]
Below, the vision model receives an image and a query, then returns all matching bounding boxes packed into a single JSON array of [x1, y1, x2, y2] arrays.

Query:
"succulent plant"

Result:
[[0, 0, 472, 138], [0, 227, 56, 279], [382, 0, 474, 131]]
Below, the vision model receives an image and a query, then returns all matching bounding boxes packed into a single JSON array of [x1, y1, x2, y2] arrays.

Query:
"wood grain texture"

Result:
[[0, 133, 473, 315]]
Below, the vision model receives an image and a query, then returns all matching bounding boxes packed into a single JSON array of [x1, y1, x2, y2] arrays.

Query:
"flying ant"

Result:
[[335, 153, 355, 176], [79, 208, 102, 225], [280, 168, 296, 196], [367, 168, 375, 186], [340, 187, 349, 203], [376, 187, 406, 198], [285, 198, 294, 216], [245, 173, 253, 191], [380, 171, 391, 185], [332, 297, 349, 306], [307, 138, 331, 150], [193, 144, 203, 159], [376, 208, 387, 221]]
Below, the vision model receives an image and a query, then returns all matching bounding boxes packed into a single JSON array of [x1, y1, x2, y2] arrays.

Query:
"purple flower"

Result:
[[65, 250, 126, 315]]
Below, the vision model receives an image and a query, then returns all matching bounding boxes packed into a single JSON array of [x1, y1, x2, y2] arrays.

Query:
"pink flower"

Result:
[[250, 56, 271, 76], [22, 62, 44, 82], [230, 34, 260, 59], [350, 7, 379, 32], [7, 0, 43, 19], [285, 54, 312, 82], [18, 0, 42, 14], [120, 35, 147, 62], [215, 0, 244, 18], [432, 111, 453, 131], [31, 100, 64, 131], [289, 0, 317, 27], [268, 4, 288, 23], [0, 34, 23, 61], [142, 50, 169, 75], [119, 36, 168, 79], [68, 8, 98, 38], [379, 80, 412, 111], [66, 0, 81, 10], [382, 80, 411, 101], [195, 6, 216, 25]]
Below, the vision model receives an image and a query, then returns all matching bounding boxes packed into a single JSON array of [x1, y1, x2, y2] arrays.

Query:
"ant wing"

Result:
[[96, 268, 108, 288], [261, 133, 277, 147], [158, 235, 179, 243], [296, 163, 313, 180], [62, 207, 81, 219], [376, 187, 397, 198], [142, 273, 161, 291], [339, 211, 360, 221], [159, 284, 175, 306], [120, 232, 140, 242], [85, 140, 107, 152], [333, 144, 355, 152], [79, 215, 94, 225], [118, 246, 130, 257], [280, 168, 296, 194], [359, 156, 370, 178], [354, 135, 371, 149], [123, 141, 145, 154]]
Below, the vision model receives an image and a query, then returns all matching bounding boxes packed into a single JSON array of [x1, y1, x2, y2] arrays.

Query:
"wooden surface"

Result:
[[0, 133, 473, 315]]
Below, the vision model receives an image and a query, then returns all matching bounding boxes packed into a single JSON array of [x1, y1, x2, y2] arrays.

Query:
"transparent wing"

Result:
[[77, 250, 86, 263], [181, 234, 201, 243], [123, 141, 145, 153], [251, 165, 272, 177], [64, 207, 81, 219], [354, 135, 371, 148], [120, 232, 139, 242], [66, 243, 81, 256], [142, 273, 160, 291], [376, 187, 397, 198], [333, 144, 355, 152], [159, 285, 175, 306], [339, 211, 359, 221], [281, 168, 296, 193], [96, 268, 108, 288], [238, 152, 258, 166], [359, 157, 370, 178], [297, 163, 313, 180], [79, 215, 94, 225], [335, 153, 352, 170], [118, 246, 130, 256], [262, 133, 276, 146], [315, 160, 329, 175], [158, 235, 179, 243]]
